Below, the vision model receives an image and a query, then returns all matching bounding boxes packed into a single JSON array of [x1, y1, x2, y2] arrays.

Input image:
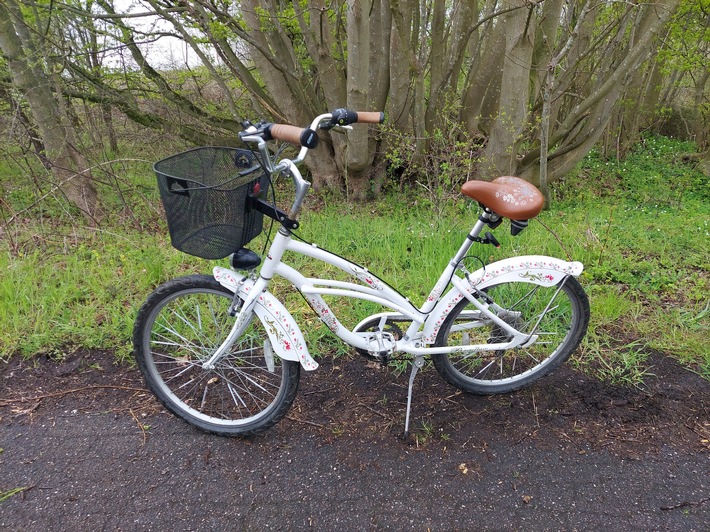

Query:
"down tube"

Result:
[[285, 240, 419, 313], [276, 243, 424, 350]]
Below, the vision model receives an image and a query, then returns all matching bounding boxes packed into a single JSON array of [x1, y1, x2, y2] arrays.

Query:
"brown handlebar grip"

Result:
[[269, 124, 303, 145], [355, 111, 385, 124], [269, 124, 319, 149]]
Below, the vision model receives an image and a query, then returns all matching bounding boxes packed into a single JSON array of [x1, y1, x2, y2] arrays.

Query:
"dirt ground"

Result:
[[1, 349, 708, 530]]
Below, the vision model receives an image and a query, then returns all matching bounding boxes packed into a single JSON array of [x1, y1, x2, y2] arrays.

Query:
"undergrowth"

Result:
[[0, 134, 707, 385]]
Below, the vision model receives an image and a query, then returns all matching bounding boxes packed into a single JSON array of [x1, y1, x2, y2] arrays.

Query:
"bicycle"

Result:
[[133, 109, 590, 437]]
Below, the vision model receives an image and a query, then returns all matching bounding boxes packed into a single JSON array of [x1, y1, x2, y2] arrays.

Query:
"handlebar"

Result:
[[239, 108, 385, 222], [241, 108, 385, 149], [325, 108, 386, 128], [268, 124, 319, 149]]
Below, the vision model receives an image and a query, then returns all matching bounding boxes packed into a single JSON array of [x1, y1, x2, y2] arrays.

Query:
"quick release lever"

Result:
[[470, 231, 500, 248]]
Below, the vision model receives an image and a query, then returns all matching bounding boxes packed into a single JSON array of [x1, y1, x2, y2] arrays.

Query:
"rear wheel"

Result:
[[133, 275, 300, 436], [433, 276, 589, 394]]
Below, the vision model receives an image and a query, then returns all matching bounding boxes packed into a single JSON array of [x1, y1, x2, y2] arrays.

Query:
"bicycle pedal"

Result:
[[353, 331, 396, 362], [366, 331, 396, 356]]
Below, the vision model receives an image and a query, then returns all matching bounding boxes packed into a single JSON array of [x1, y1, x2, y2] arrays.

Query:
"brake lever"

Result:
[[329, 124, 353, 135]]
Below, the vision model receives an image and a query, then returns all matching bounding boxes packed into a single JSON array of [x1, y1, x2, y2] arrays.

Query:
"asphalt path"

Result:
[[1, 354, 708, 531]]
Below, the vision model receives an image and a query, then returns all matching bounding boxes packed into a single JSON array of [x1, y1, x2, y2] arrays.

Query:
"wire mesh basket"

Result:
[[154, 147, 268, 259]]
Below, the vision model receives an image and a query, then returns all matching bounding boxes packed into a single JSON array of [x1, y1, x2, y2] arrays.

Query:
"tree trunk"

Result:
[[478, 0, 535, 180], [699, 147, 710, 178], [461, 0, 505, 137], [538, 1, 591, 203], [424, 0, 447, 133], [0, 0, 100, 222], [388, 0, 415, 129], [693, 68, 709, 151], [530, 0, 564, 104], [345, 0, 375, 200]]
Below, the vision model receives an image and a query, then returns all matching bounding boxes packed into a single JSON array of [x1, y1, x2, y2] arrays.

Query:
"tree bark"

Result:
[[530, 0, 564, 104], [461, 0, 505, 137], [345, 0, 375, 200], [0, 0, 100, 222], [538, 1, 591, 206], [478, 0, 535, 181], [388, 0, 415, 130], [693, 68, 709, 151]]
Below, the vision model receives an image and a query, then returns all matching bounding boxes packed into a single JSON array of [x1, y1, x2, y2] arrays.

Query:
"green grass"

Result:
[[0, 134, 707, 385], [0, 487, 29, 503], [552, 136, 709, 382]]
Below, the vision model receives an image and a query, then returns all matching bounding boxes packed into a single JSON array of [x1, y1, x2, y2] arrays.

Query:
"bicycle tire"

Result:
[[133, 275, 300, 436], [433, 276, 589, 394]]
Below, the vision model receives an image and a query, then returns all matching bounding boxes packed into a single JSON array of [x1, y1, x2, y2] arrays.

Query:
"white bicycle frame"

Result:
[[208, 225, 583, 369], [201, 128, 584, 372], [199, 111, 584, 433]]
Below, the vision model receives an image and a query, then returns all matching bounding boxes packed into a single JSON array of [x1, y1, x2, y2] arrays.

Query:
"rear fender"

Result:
[[213, 267, 318, 371], [421, 255, 583, 344]]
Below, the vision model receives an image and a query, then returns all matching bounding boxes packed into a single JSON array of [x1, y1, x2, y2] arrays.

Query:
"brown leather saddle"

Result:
[[461, 176, 544, 220]]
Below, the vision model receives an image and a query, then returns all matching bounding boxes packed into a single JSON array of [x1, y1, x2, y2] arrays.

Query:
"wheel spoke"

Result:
[[133, 277, 300, 435], [433, 277, 589, 394], [227, 382, 248, 408]]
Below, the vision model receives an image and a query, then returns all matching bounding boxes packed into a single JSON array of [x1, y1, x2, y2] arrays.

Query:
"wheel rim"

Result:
[[142, 287, 289, 427], [439, 281, 580, 387]]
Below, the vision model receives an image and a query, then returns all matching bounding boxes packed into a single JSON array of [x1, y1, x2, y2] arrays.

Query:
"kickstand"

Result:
[[404, 355, 425, 437]]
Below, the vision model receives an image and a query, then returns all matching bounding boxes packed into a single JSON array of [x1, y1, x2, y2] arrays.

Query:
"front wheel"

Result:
[[433, 276, 589, 394], [133, 275, 300, 436]]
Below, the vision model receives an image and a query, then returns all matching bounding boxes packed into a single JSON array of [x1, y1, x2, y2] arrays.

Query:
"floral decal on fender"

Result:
[[519, 271, 556, 283], [214, 268, 242, 288], [473, 259, 578, 286], [213, 267, 252, 296], [264, 317, 290, 350], [258, 295, 317, 370]]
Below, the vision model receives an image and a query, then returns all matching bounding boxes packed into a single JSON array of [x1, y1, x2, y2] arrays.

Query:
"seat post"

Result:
[[450, 210, 500, 267]]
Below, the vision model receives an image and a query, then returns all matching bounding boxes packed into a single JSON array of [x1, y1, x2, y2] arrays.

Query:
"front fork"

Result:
[[201, 277, 266, 370], [203, 229, 291, 371]]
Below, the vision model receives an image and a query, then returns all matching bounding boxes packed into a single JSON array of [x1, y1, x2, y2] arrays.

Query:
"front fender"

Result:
[[213, 267, 318, 371], [421, 255, 583, 344]]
